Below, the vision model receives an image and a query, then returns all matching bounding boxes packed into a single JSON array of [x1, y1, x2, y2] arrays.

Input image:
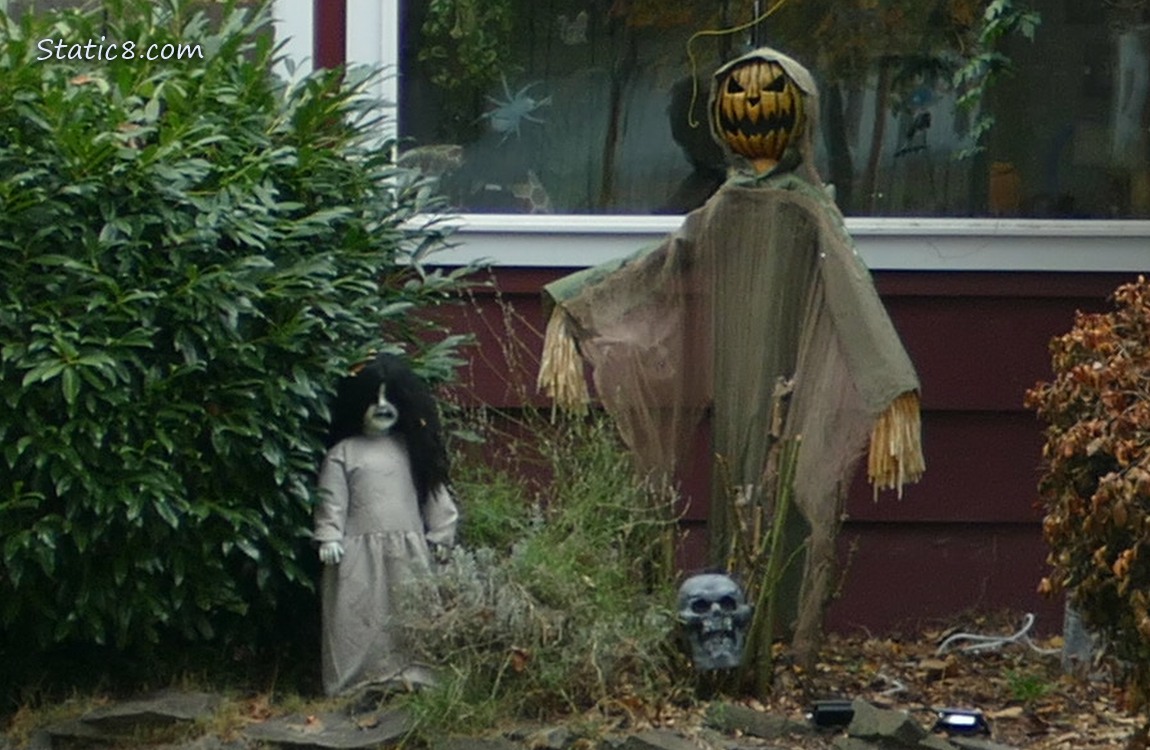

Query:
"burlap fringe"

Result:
[[867, 390, 925, 500], [537, 306, 590, 413]]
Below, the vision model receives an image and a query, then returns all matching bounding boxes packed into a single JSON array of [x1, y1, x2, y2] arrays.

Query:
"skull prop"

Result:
[[677, 573, 753, 671]]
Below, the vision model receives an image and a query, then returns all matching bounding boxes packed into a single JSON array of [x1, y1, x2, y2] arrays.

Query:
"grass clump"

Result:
[[1005, 667, 1055, 705], [396, 413, 691, 738]]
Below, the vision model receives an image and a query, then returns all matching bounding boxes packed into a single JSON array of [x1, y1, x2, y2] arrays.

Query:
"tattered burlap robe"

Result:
[[539, 173, 923, 661]]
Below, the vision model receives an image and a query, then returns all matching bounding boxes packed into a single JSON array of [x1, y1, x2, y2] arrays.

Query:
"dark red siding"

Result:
[[438, 268, 1138, 635], [311, 2, 1136, 636], [313, 0, 344, 71]]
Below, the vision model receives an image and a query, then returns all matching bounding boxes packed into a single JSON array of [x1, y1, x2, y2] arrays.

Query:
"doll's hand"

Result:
[[319, 541, 345, 565], [428, 542, 452, 566]]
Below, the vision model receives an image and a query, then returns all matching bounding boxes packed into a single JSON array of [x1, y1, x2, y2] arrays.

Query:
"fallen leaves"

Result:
[[756, 612, 1138, 749], [986, 705, 1026, 720], [510, 646, 532, 673]]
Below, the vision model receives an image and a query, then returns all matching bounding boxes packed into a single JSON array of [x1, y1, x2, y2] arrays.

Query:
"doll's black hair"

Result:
[[327, 353, 451, 508]]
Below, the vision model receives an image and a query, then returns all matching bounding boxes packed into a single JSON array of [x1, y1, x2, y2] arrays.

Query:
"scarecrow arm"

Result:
[[537, 307, 590, 412], [866, 390, 924, 499]]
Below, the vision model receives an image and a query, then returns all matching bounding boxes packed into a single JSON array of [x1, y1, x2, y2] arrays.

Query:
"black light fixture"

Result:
[[807, 700, 855, 728], [933, 708, 990, 735]]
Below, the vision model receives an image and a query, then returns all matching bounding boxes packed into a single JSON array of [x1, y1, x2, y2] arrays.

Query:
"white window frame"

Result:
[[275, 2, 1150, 273], [271, 2, 312, 84]]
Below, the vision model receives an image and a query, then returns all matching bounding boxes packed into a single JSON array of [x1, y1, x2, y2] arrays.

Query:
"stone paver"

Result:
[[3, 690, 1031, 750]]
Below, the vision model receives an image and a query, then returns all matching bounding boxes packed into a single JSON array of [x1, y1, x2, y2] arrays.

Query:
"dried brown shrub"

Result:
[[1027, 275, 1150, 714]]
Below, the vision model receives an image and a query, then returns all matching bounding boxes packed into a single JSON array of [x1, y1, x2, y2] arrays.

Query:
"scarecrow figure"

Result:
[[537, 48, 924, 666], [314, 353, 458, 697]]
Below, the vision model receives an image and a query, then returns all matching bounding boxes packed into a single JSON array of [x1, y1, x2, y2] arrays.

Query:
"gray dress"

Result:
[[314, 433, 458, 696]]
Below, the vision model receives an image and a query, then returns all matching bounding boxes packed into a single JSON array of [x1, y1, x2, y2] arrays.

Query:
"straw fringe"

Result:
[[867, 390, 925, 500], [537, 306, 590, 412]]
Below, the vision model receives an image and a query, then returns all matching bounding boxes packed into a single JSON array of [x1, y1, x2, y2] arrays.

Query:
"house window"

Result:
[[397, 1, 1150, 220]]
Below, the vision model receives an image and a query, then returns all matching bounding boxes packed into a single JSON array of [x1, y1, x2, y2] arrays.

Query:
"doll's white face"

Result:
[[363, 383, 398, 436]]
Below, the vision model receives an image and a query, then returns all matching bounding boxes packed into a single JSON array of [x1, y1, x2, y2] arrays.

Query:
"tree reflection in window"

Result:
[[398, 1, 1149, 219]]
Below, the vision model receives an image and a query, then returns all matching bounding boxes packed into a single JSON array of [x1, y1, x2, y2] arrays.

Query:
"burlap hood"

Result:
[[708, 46, 822, 183]]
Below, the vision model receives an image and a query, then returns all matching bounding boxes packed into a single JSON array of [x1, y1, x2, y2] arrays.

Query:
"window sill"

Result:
[[428, 215, 1150, 272]]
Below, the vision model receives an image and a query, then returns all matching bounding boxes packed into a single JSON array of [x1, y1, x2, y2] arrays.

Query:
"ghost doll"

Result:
[[314, 353, 459, 697]]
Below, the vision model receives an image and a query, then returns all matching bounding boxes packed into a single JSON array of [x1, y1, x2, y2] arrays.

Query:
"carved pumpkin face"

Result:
[[712, 59, 806, 173]]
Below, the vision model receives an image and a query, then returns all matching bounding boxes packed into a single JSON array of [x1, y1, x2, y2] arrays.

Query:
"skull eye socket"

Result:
[[689, 595, 739, 613]]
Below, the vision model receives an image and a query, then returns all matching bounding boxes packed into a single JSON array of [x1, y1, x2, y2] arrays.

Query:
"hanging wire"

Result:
[[685, 0, 791, 128]]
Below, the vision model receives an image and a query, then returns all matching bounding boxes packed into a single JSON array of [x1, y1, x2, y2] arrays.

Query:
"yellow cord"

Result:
[[686, 0, 791, 128]]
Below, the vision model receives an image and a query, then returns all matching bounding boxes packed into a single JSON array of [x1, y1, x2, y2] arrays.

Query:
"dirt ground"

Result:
[[749, 611, 1143, 749]]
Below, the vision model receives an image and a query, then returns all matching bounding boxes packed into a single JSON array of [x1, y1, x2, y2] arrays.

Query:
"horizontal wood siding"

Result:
[[437, 266, 1141, 634]]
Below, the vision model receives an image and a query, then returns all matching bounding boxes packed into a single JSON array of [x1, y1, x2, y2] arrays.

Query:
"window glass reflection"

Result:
[[398, 1, 1148, 219]]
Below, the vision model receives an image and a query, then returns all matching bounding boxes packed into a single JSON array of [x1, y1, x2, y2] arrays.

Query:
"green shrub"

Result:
[[0, 0, 470, 675], [1027, 277, 1150, 720], [398, 414, 688, 736]]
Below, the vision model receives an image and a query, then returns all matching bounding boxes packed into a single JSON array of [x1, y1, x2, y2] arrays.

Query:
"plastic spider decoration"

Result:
[[479, 74, 551, 143]]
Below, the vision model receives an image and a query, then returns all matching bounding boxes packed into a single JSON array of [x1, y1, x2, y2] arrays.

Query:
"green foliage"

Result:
[[397, 414, 688, 737], [417, 0, 514, 131], [1027, 277, 1150, 714], [419, 0, 513, 87], [451, 465, 535, 553], [1005, 667, 1054, 704], [768, 0, 1042, 161], [952, 0, 1041, 158], [0, 0, 471, 672]]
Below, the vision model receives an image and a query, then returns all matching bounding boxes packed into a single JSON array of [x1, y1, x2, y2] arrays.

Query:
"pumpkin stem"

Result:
[[750, 157, 779, 174]]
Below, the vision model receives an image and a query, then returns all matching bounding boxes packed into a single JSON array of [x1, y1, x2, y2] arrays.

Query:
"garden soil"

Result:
[[6, 612, 1140, 750], [729, 611, 1138, 749]]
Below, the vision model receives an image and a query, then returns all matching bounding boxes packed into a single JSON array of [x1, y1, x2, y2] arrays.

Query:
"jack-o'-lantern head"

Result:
[[709, 48, 817, 175]]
